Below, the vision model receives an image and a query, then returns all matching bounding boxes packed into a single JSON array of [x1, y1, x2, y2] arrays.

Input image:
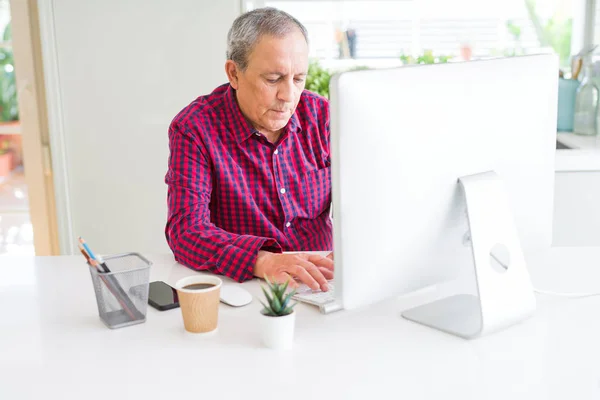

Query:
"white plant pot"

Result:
[[260, 310, 296, 350]]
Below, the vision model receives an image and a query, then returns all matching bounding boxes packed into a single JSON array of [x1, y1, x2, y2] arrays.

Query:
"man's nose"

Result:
[[277, 79, 294, 103]]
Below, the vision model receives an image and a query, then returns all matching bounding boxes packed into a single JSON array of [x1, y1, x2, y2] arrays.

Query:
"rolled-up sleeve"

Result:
[[164, 123, 281, 282]]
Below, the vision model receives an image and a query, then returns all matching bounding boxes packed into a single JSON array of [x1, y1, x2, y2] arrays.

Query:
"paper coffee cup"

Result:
[[175, 275, 222, 333]]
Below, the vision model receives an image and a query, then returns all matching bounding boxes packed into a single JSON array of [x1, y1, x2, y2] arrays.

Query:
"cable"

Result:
[[473, 243, 600, 299], [533, 288, 600, 298], [489, 254, 600, 298]]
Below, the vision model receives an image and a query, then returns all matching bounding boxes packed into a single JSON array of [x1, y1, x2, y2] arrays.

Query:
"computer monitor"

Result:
[[329, 54, 558, 337]]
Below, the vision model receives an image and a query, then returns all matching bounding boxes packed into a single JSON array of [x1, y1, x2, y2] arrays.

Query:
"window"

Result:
[[247, 0, 579, 70]]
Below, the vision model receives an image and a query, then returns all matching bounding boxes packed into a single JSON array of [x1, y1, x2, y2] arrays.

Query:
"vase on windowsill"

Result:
[[259, 277, 297, 350]]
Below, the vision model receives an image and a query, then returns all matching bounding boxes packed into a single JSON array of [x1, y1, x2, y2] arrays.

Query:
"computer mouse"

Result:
[[220, 285, 253, 307]]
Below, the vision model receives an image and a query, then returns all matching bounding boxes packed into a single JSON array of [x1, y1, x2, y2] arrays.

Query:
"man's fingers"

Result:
[[317, 267, 334, 280], [327, 252, 334, 260], [294, 259, 329, 291], [283, 263, 319, 290], [308, 254, 334, 271], [273, 271, 298, 289]]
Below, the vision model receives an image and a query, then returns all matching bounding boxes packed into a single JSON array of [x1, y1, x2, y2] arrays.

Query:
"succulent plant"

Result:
[[260, 277, 297, 317]]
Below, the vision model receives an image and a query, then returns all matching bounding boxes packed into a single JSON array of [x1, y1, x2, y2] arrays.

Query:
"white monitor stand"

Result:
[[401, 171, 536, 339]]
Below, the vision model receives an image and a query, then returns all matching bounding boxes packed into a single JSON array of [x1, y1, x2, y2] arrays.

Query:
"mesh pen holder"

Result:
[[88, 252, 152, 329]]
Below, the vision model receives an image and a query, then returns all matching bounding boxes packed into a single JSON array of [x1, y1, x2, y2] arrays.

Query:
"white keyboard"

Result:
[[292, 281, 336, 309]]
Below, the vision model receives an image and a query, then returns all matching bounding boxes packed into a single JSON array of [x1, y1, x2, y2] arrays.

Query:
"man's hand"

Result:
[[254, 251, 334, 291]]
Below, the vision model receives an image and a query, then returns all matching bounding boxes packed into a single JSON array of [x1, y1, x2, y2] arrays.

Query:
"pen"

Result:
[[79, 237, 111, 272]]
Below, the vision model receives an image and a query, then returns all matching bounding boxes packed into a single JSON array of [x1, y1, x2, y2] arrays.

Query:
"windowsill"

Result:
[[555, 132, 600, 172], [0, 121, 20, 135], [317, 58, 404, 71]]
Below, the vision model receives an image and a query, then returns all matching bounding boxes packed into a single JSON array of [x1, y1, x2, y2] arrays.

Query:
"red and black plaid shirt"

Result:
[[165, 84, 332, 282]]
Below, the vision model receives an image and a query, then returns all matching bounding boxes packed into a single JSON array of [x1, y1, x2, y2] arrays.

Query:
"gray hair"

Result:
[[227, 7, 308, 71]]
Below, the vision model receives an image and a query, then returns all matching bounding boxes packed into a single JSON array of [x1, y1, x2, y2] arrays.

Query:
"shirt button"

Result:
[[286, 222, 291, 228], [280, 188, 286, 194], [274, 149, 279, 155]]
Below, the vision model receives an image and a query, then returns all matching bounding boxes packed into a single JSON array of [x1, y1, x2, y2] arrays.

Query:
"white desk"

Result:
[[554, 133, 600, 246], [2, 248, 600, 399], [556, 132, 600, 172]]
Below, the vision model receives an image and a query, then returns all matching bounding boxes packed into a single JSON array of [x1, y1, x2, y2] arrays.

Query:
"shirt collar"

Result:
[[224, 84, 257, 143], [287, 111, 302, 136], [224, 84, 302, 144]]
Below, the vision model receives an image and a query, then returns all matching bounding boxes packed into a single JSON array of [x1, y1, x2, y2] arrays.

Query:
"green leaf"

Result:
[[261, 286, 273, 306], [281, 282, 288, 296], [281, 291, 295, 310], [270, 281, 280, 296], [259, 300, 275, 316], [265, 275, 274, 289], [282, 305, 296, 315], [280, 279, 290, 296], [272, 292, 282, 313], [276, 282, 286, 299]]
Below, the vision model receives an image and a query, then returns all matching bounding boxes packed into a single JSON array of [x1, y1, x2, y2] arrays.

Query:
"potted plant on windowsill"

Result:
[[259, 277, 297, 350], [0, 139, 13, 179]]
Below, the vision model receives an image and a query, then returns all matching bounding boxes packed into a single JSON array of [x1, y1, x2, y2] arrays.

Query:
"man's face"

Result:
[[228, 29, 309, 137]]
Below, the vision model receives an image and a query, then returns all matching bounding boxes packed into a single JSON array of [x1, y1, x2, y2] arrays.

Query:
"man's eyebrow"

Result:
[[262, 72, 308, 76]]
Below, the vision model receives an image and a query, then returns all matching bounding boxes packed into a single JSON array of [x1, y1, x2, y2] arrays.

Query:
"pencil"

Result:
[[79, 237, 111, 272], [97, 272, 137, 321], [79, 246, 91, 262], [78, 237, 97, 259], [79, 244, 107, 273]]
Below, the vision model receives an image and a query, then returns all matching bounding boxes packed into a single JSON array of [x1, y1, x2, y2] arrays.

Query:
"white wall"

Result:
[[40, 0, 241, 254]]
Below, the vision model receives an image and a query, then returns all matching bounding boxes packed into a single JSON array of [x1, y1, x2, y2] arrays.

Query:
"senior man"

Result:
[[165, 7, 333, 292]]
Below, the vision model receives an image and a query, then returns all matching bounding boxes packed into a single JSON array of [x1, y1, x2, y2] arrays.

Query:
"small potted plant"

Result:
[[0, 139, 12, 179], [259, 277, 297, 350]]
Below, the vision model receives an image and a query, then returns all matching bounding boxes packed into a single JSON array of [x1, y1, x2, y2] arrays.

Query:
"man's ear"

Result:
[[225, 60, 240, 90]]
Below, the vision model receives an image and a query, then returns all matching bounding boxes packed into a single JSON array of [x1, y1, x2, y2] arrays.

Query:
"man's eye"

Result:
[[294, 78, 305, 83], [267, 78, 278, 84]]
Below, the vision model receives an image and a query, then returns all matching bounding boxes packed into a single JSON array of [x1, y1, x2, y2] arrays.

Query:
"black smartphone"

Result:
[[148, 281, 180, 311]]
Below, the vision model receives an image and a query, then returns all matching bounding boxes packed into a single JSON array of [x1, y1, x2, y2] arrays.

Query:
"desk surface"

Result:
[[556, 132, 600, 172], [2, 248, 600, 399]]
